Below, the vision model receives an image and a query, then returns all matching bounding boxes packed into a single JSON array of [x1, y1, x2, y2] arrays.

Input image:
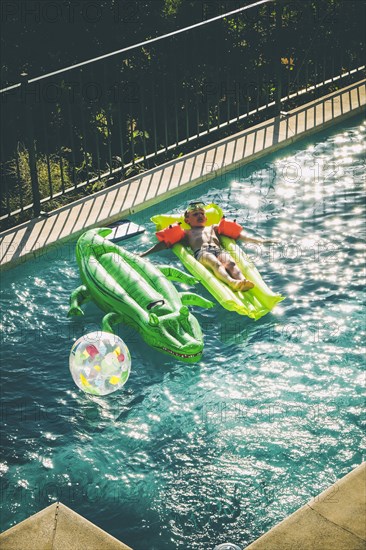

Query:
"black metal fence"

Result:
[[1, 0, 365, 230]]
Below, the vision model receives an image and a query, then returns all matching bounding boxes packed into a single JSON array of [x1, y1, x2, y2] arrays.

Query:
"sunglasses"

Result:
[[185, 202, 206, 212]]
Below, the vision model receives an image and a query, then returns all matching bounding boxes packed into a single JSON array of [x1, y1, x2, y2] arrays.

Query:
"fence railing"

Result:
[[1, 0, 365, 230]]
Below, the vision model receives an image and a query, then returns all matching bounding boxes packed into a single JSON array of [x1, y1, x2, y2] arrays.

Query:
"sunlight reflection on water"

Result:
[[0, 119, 365, 550]]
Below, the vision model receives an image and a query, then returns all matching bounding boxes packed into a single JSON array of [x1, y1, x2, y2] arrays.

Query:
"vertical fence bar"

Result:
[[106, 106, 113, 176], [4, 178, 10, 219], [1, 136, 10, 216], [93, 100, 102, 180], [264, 71, 269, 108], [246, 80, 249, 117], [130, 116, 135, 166], [40, 101, 53, 198], [15, 145, 24, 212], [163, 77, 168, 152], [169, 37, 180, 147], [196, 84, 200, 137], [339, 0, 345, 80], [305, 58, 309, 92], [108, 111, 113, 176], [265, 1, 272, 109], [91, 65, 101, 180], [174, 65, 179, 146], [216, 87, 220, 130], [151, 76, 158, 158], [78, 70, 90, 185], [103, 64, 113, 176], [58, 144, 65, 194], [114, 65, 125, 174], [164, 46, 170, 152], [21, 74, 41, 218], [117, 99, 125, 174], [94, 107, 102, 180], [65, 90, 77, 188], [139, 75, 148, 167], [275, 4, 283, 114], [236, 78, 240, 122], [313, 3, 319, 97], [214, 18, 221, 129], [206, 82, 210, 133], [55, 87, 66, 195], [214, 22, 220, 130], [226, 76, 230, 126], [59, 153, 65, 194], [184, 32, 190, 142], [185, 85, 189, 142]]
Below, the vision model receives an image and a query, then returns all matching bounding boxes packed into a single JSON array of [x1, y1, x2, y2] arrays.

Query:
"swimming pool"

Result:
[[1, 116, 365, 549]]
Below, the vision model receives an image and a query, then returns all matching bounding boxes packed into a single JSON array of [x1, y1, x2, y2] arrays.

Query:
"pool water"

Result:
[[1, 117, 365, 550]]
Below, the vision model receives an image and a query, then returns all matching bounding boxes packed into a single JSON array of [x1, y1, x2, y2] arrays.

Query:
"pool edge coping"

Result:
[[0, 501, 133, 549], [244, 462, 366, 549]]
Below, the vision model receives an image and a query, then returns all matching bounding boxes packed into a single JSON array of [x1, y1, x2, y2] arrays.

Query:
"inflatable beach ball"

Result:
[[69, 332, 131, 395]]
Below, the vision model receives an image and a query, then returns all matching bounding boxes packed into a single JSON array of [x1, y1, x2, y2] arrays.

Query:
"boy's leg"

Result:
[[218, 251, 255, 290], [200, 252, 251, 291]]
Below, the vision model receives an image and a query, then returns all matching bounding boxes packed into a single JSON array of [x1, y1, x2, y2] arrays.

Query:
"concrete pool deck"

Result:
[[0, 502, 132, 549], [245, 461, 366, 550], [0, 78, 365, 271]]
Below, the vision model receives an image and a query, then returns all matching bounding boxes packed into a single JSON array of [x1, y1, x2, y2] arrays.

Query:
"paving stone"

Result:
[[308, 461, 366, 540], [0, 502, 132, 550], [245, 463, 366, 550]]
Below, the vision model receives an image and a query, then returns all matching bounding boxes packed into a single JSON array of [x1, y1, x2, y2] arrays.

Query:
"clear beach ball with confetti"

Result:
[[69, 332, 131, 395]]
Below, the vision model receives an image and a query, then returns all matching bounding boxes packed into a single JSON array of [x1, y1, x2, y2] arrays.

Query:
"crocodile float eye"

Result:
[[148, 313, 160, 326], [147, 300, 165, 310], [179, 306, 189, 318]]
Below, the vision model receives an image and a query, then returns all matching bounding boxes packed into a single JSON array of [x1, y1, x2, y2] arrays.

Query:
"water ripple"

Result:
[[1, 118, 365, 548]]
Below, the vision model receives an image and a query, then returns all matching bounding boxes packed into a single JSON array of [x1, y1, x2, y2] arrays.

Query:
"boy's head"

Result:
[[184, 202, 207, 227]]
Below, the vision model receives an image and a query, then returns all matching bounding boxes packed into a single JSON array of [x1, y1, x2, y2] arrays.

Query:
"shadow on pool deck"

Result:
[[0, 79, 365, 272]]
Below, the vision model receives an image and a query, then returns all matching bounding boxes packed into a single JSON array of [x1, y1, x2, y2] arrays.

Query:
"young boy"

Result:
[[141, 203, 275, 292]]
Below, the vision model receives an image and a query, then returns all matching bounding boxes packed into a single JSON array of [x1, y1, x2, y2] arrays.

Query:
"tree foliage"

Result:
[[1, 0, 365, 227]]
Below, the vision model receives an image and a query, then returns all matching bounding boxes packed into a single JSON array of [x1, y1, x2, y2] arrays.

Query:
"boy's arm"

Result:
[[140, 240, 168, 257], [237, 231, 278, 245], [140, 231, 189, 257]]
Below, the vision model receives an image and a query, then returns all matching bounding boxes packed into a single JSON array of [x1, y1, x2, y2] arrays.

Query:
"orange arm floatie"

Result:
[[217, 217, 243, 239], [156, 223, 185, 247]]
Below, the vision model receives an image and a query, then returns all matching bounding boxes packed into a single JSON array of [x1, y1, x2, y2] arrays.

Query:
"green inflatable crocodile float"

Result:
[[68, 228, 213, 363]]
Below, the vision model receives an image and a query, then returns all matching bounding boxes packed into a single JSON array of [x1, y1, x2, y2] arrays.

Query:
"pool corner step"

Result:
[[0, 501, 133, 550]]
